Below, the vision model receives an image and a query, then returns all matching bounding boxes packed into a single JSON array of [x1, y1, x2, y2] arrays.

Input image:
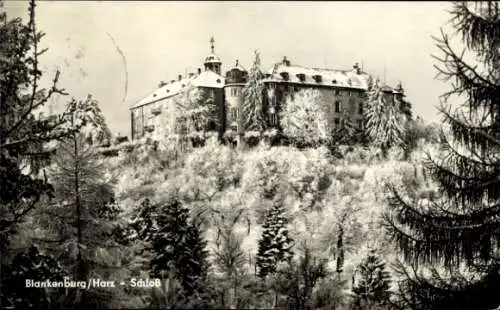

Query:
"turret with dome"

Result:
[[204, 37, 222, 75]]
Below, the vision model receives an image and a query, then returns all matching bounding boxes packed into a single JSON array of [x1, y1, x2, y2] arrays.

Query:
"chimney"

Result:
[[283, 56, 291, 66], [353, 62, 361, 74], [159, 81, 167, 87], [170, 79, 176, 83], [178, 74, 182, 81], [188, 73, 194, 78], [198, 68, 202, 74]]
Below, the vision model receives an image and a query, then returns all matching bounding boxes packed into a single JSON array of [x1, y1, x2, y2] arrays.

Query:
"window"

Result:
[[358, 102, 363, 115], [288, 85, 294, 93], [334, 118, 340, 127], [335, 89, 341, 96], [357, 119, 363, 129], [231, 107, 238, 121], [335, 101, 342, 113], [270, 112, 278, 126]]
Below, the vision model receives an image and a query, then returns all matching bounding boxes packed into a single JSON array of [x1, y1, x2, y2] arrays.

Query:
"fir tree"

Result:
[[0, 0, 77, 252], [0, 2, 84, 307], [386, 2, 500, 309], [365, 78, 404, 157], [352, 250, 392, 309], [256, 200, 294, 278], [242, 50, 266, 132], [35, 96, 121, 308], [149, 199, 209, 297]]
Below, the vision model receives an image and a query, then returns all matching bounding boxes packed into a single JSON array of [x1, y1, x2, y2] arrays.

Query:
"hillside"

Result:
[[105, 137, 440, 304]]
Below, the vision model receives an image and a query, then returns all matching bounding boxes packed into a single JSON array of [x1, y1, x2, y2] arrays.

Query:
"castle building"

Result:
[[129, 38, 404, 141], [130, 37, 225, 140]]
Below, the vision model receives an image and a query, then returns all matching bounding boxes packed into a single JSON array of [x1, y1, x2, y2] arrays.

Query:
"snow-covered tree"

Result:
[[174, 84, 218, 135], [242, 50, 266, 132], [365, 79, 404, 157], [386, 2, 500, 309], [280, 89, 329, 147], [352, 250, 392, 309], [212, 206, 247, 309], [256, 199, 294, 278], [35, 96, 123, 308], [0, 0, 83, 257]]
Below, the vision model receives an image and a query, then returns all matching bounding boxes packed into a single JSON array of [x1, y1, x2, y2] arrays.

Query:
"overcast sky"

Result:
[[6, 1, 455, 137]]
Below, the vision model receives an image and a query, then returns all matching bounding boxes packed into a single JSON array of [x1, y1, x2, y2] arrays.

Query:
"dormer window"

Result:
[[332, 79, 337, 84], [312, 75, 322, 83], [296, 73, 306, 82], [280, 72, 289, 81], [181, 84, 186, 87], [216, 79, 221, 83]]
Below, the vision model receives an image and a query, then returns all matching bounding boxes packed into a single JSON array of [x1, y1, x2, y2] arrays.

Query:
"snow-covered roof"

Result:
[[131, 70, 224, 109], [204, 52, 221, 64], [262, 63, 373, 90]]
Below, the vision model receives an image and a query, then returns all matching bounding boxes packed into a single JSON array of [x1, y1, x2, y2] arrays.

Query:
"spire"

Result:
[[210, 36, 215, 53]]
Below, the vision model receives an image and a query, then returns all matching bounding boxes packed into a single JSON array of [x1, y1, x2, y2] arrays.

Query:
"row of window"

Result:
[[228, 84, 364, 98], [283, 85, 363, 97], [228, 107, 279, 126], [229, 87, 242, 97], [334, 101, 363, 115]]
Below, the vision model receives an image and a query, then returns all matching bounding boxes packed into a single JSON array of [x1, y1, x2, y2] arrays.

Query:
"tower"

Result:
[[204, 37, 222, 75]]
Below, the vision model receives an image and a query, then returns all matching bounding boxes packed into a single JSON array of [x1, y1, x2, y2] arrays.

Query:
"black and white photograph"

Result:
[[1, 1, 499, 309]]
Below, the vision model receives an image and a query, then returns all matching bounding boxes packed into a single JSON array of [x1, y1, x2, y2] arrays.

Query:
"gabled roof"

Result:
[[131, 70, 224, 109], [262, 63, 373, 90]]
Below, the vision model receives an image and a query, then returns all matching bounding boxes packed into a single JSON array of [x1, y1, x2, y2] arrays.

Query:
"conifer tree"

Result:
[[256, 200, 294, 278], [35, 96, 120, 308], [365, 78, 404, 157], [386, 2, 500, 309], [149, 199, 209, 297], [352, 250, 392, 309], [0, 2, 86, 307], [0, 0, 77, 253], [242, 50, 266, 132]]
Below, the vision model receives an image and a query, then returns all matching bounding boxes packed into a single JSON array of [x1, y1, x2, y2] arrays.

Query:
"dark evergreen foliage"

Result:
[[256, 200, 294, 278], [352, 250, 392, 309], [273, 247, 328, 310], [0, 245, 67, 309], [386, 2, 500, 309], [147, 199, 209, 297]]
